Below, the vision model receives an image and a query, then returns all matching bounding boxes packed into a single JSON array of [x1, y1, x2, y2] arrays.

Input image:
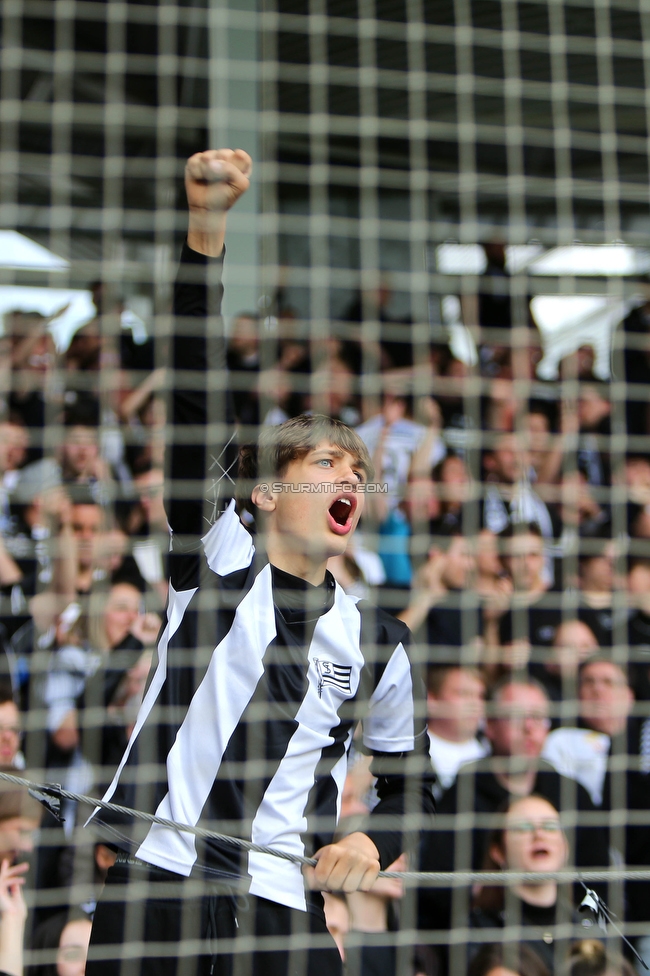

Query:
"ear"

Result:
[[250, 483, 276, 513], [489, 843, 505, 868]]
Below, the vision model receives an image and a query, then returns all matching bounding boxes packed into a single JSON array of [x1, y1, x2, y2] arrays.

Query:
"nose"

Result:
[[339, 462, 359, 487]]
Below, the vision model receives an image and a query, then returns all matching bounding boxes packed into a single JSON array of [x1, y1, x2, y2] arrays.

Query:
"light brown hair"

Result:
[[237, 414, 374, 516]]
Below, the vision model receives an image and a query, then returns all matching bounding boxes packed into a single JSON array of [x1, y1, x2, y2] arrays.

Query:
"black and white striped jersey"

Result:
[[91, 243, 434, 913]]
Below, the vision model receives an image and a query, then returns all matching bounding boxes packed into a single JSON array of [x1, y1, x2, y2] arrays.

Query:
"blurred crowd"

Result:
[[0, 244, 649, 976]]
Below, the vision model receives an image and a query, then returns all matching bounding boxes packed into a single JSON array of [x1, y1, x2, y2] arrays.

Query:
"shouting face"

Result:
[[253, 441, 367, 582]]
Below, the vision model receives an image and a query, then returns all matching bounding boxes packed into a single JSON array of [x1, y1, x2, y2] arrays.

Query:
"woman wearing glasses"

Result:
[[469, 794, 595, 975]]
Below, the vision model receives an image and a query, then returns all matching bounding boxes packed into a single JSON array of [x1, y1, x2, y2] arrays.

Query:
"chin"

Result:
[[327, 538, 351, 560]]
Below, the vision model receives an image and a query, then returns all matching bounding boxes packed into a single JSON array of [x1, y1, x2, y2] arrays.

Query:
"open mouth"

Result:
[[327, 495, 357, 535], [531, 846, 550, 859], [329, 496, 354, 526]]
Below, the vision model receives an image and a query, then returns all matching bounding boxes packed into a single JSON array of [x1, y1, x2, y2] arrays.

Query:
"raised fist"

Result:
[[185, 149, 252, 256], [185, 148, 252, 216]]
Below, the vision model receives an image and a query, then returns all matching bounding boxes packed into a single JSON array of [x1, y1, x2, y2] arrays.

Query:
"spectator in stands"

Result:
[[577, 540, 624, 648], [541, 657, 634, 807], [563, 940, 637, 976], [524, 406, 559, 487], [470, 795, 589, 976], [531, 619, 600, 703], [555, 471, 611, 545], [482, 435, 555, 579], [356, 387, 444, 587], [307, 358, 360, 429], [131, 466, 167, 537], [398, 528, 479, 649], [416, 678, 607, 936], [69, 495, 106, 597], [486, 524, 561, 673], [5, 309, 59, 465], [540, 656, 650, 942], [356, 389, 444, 517], [28, 908, 93, 976], [0, 777, 42, 870], [5, 465, 75, 638], [577, 386, 611, 488], [476, 528, 513, 608], [57, 401, 113, 503], [499, 522, 549, 600], [44, 579, 158, 777], [424, 665, 488, 798], [626, 557, 650, 700], [467, 943, 550, 976], [428, 451, 472, 535]]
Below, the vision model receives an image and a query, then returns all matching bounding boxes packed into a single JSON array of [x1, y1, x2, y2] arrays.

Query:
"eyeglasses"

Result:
[[496, 712, 550, 727], [57, 946, 87, 963], [507, 819, 562, 834], [0, 726, 21, 737]]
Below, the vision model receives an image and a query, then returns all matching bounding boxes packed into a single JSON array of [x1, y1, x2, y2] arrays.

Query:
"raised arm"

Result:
[[166, 150, 251, 566]]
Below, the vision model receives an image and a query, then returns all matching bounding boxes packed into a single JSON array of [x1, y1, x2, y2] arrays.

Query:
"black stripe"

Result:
[[196, 607, 314, 877], [302, 720, 354, 854]]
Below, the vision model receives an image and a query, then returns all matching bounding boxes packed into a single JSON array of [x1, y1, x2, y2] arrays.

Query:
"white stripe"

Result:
[[363, 642, 415, 752], [202, 499, 255, 576], [136, 564, 277, 875], [248, 585, 362, 909], [87, 583, 198, 823]]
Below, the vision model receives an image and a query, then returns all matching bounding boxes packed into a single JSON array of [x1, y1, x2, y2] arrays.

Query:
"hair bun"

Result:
[[571, 940, 606, 963]]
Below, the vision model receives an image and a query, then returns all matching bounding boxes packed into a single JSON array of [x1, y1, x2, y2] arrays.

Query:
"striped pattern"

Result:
[[88, 243, 431, 914], [96, 505, 420, 911]]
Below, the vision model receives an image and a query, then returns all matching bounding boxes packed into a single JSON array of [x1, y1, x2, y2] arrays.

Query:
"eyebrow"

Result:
[[311, 448, 366, 472], [311, 449, 345, 459]]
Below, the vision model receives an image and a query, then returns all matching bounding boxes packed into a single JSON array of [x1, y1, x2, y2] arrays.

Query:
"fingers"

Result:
[[0, 861, 28, 881], [185, 149, 251, 237], [185, 149, 252, 187], [369, 853, 406, 899], [308, 841, 380, 894]]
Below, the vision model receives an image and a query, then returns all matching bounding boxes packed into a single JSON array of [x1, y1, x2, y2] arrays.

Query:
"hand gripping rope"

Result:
[[5, 770, 647, 967]]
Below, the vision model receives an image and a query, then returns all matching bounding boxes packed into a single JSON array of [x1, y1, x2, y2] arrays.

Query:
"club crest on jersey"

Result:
[[314, 659, 352, 698]]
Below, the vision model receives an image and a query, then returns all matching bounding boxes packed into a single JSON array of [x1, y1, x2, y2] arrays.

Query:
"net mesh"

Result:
[[0, 1, 649, 974]]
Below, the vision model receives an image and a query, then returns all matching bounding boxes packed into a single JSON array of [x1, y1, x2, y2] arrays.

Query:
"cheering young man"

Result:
[[86, 149, 434, 976]]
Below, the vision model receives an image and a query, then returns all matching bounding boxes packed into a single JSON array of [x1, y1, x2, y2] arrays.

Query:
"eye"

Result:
[[317, 458, 333, 467]]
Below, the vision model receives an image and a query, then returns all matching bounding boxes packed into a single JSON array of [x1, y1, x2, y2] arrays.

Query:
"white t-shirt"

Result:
[[427, 729, 489, 794], [355, 415, 445, 510], [541, 726, 610, 806]]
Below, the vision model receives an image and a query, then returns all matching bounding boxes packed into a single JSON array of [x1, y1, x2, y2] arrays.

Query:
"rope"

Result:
[[9, 770, 650, 887]]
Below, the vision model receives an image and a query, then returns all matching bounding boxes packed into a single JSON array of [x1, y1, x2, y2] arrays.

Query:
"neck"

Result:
[[514, 881, 557, 907], [514, 582, 546, 600], [581, 590, 611, 608], [494, 764, 538, 796], [76, 567, 94, 592], [266, 539, 328, 586]]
